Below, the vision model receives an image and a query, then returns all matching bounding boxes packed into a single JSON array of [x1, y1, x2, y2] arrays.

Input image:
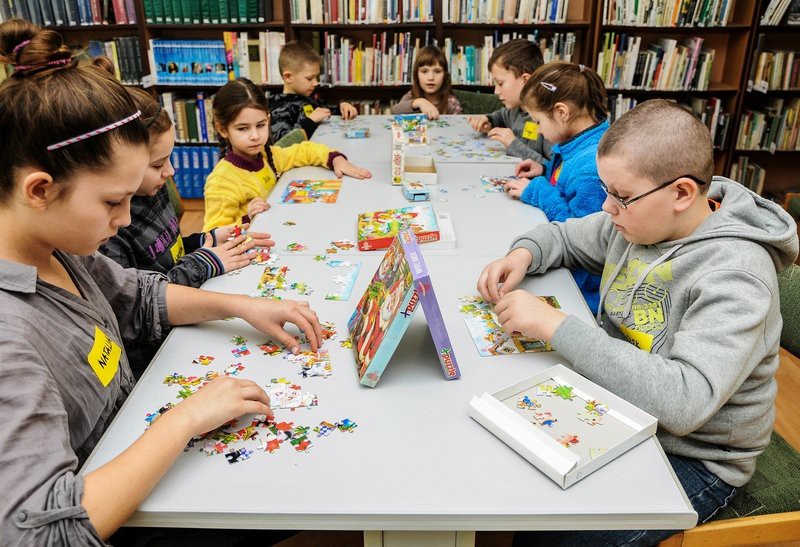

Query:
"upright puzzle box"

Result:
[[469, 364, 657, 488], [348, 230, 460, 387]]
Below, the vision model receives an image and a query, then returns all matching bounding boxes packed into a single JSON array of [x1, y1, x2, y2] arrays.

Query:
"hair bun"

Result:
[[0, 19, 72, 73]]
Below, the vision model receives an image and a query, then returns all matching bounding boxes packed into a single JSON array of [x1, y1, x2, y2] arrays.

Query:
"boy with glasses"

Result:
[[478, 99, 798, 545]]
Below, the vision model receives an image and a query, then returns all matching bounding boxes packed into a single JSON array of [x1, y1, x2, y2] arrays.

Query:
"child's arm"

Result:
[[391, 91, 417, 114], [519, 165, 607, 223], [272, 142, 372, 179]]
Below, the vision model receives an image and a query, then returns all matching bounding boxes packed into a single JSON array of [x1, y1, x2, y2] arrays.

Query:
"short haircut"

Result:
[[488, 38, 544, 78], [279, 41, 322, 74], [597, 99, 713, 190]]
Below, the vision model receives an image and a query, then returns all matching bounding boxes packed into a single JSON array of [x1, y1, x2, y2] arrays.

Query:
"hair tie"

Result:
[[144, 106, 164, 129], [12, 39, 31, 54], [14, 57, 72, 72], [540, 82, 557, 92], [46, 110, 142, 151], [579, 64, 586, 72]]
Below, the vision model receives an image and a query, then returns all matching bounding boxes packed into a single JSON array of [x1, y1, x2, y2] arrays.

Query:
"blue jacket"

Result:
[[520, 119, 609, 313]]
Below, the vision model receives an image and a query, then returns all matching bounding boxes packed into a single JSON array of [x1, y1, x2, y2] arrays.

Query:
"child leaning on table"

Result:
[[477, 100, 799, 547], [203, 77, 371, 231], [504, 62, 610, 312], [390, 45, 463, 120], [467, 38, 552, 163], [0, 19, 322, 545], [269, 40, 358, 141], [100, 87, 275, 378]]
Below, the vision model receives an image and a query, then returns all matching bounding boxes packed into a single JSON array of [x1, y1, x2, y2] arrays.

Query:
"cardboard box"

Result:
[[402, 179, 430, 201], [391, 123, 406, 186], [403, 155, 438, 186], [469, 364, 657, 489]]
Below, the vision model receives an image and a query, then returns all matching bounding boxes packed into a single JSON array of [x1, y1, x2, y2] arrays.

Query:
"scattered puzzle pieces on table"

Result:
[[286, 242, 308, 253], [192, 355, 215, 366]]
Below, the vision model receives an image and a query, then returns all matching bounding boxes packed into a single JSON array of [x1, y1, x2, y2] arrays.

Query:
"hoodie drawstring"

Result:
[[622, 244, 684, 320], [596, 242, 632, 324]]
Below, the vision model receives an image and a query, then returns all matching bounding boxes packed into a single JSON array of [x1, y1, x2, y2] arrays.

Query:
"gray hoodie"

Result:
[[487, 106, 552, 163], [511, 177, 799, 487]]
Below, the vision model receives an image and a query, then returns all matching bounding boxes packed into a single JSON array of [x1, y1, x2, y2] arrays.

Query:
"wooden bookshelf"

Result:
[[729, 0, 800, 198]]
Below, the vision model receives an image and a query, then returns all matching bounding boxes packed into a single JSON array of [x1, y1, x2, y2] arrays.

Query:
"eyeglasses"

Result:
[[599, 174, 707, 210]]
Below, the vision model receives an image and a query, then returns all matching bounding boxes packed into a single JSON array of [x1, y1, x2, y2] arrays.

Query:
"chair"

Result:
[[452, 88, 503, 115], [274, 127, 307, 148], [659, 265, 800, 546]]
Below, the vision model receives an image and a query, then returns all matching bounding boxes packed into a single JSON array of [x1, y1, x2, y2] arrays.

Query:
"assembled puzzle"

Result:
[[357, 205, 440, 251]]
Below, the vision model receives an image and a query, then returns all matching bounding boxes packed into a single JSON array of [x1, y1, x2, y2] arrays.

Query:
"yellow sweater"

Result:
[[203, 141, 335, 231]]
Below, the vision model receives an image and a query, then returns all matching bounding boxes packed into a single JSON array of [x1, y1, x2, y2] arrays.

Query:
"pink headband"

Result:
[[14, 57, 71, 72], [46, 110, 142, 151], [12, 40, 31, 54]]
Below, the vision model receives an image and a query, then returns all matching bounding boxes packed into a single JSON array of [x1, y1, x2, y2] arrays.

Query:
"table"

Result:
[[81, 116, 697, 547]]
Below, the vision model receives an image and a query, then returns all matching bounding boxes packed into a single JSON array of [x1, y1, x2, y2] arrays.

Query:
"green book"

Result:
[[247, 0, 258, 22], [219, 0, 229, 23], [195, 0, 213, 25], [209, 0, 223, 25], [152, 0, 165, 23], [238, 0, 249, 23], [189, 0, 200, 22], [229, 0, 238, 22], [143, 0, 155, 22], [184, 100, 199, 143], [171, 0, 184, 22], [162, 0, 174, 23]]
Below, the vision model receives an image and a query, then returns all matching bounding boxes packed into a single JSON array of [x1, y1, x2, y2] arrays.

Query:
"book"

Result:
[[348, 230, 460, 388], [469, 364, 657, 488], [356, 204, 440, 251]]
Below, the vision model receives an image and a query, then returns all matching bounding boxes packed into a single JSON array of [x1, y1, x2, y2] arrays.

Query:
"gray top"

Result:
[[487, 106, 552, 163], [390, 91, 463, 115], [0, 251, 169, 545], [512, 177, 800, 487]]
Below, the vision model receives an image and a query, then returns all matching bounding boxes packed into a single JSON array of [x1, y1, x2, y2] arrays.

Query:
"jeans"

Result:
[[512, 453, 738, 547]]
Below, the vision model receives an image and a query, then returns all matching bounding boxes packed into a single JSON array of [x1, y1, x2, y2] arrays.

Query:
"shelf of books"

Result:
[[731, 0, 800, 200], [593, 0, 759, 176]]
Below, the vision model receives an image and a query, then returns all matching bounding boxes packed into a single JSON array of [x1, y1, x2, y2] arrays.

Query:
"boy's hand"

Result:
[[477, 248, 533, 303], [308, 107, 331, 123], [240, 299, 324, 354], [515, 158, 544, 179], [487, 127, 515, 148], [247, 197, 270, 219], [208, 223, 274, 249], [332, 156, 372, 179], [171, 376, 273, 438], [413, 98, 440, 120], [504, 178, 529, 199], [339, 102, 358, 120], [495, 290, 567, 341], [468, 115, 491, 133]]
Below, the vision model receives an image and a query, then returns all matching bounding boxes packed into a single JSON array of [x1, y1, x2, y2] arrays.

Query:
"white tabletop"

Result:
[[80, 116, 696, 532]]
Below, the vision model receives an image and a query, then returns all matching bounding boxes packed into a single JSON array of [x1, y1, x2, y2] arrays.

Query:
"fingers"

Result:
[[499, 268, 526, 299], [288, 307, 321, 352]]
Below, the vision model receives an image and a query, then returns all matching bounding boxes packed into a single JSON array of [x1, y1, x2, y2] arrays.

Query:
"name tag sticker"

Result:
[[303, 104, 314, 116], [523, 121, 539, 140], [87, 326, 121, 387], [170, 238, 185, 261]]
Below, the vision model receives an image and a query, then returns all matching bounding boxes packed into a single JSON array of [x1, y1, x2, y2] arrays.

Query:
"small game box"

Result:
[[345, 128, 369, 138], [469, 364, 657, 489], [391, 123, 406, 186], [403, 155, 438, 186], [402, 179, 430, 202]]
